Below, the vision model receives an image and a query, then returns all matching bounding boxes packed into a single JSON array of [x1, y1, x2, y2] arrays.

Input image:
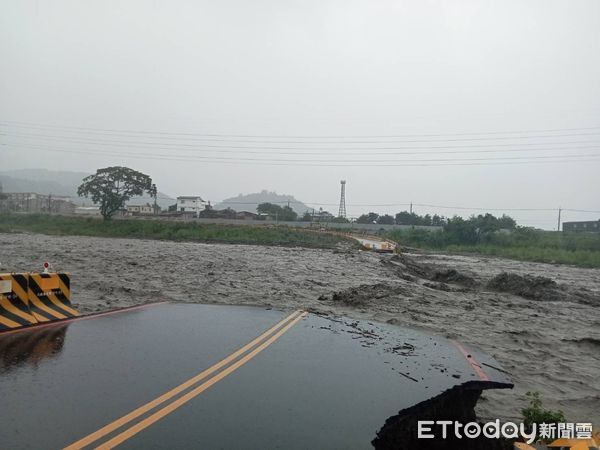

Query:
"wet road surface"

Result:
[[0, 303, 511, 449]]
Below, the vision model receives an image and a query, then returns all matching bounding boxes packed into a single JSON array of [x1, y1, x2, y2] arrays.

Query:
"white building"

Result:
[[75, 206, 101, 216], [176, 196, 207, 216]]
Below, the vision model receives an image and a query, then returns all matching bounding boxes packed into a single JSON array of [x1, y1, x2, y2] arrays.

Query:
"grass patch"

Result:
[[386, 228, 600, 268], [0, 214, 353, 249], [521, 391, 566, 442]]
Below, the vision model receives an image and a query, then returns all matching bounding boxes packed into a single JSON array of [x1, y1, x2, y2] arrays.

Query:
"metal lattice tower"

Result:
[[338, 180, 347, 218]]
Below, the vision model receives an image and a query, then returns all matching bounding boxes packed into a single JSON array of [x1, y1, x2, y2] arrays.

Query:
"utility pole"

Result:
[[410, 202, 413, 214], [557, 207, 562, 232], [151, 184, 158, 215]]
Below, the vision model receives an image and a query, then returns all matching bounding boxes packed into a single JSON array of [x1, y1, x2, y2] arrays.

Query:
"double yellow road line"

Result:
[[65, 310, 307, 450]]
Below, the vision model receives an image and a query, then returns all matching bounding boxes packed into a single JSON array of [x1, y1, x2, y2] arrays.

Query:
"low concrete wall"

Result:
[[172, 217, 442, 233], [306, 222, 443, 233], [25, 212, 442, 233], [112, 214, 443, 233]]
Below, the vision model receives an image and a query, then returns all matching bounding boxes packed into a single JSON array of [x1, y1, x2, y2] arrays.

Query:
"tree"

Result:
[[356, 212, 379, 224], [149, 183, 159, 214], [77, 166, 154, 220], [440, 213, 520, 245], [444, 216, 479, 244], [331, 216, 350, 223], [431, 214, 446, 226], [300, 211, 313, 222], [498, 214, 517, 230], [395, 211, 436, 226], [377, 214, 395, 225], [395, 211, 413, 225], [257, 202, 279, 216], [280, 205, 298, 221], [256, 202, 297, 221]]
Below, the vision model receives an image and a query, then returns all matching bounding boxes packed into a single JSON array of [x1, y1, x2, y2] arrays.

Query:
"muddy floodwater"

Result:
[[2, 233, 599, 425]]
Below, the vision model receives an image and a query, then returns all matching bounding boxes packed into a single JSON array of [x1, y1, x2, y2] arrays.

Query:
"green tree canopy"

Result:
[[356, 212, 379, 224], [300, 211, 313, 222], [442, 213, 518, 244], [431, 214, 446, 226], [256, 202, 298, 221], [444, 216, 479, 244], [377, 214, 395, 225], [394, 211, 446, 226], [77, 166, 153, 220], [331, 216, 350, 223]]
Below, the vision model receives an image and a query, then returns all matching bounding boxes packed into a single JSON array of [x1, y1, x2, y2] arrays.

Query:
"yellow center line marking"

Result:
[[96, 312, 307, 449], [64, 310, 303, 450]]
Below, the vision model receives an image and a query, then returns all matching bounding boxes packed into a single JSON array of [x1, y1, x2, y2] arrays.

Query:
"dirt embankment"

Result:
[[1, 233, 599, 425], [326, 253, 598, 308]]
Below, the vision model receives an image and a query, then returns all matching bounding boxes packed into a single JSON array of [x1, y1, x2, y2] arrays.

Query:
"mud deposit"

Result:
[[1, 233, 599, 425]]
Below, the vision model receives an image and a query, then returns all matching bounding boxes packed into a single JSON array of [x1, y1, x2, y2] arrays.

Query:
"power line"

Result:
[[8, 127, 600, 146], [3, 134, 600, 155], [3, 143, 600, 166], [218, 200, 388, 207], [214, 200, 535, 209], [84, 197, 559, 211], [4, 138, 600, 160], [211, 200, 600, 213], [2, 119, 599, 139], [563, 208, 600, 213], [412, 203, 556, 211], [43, 184, 597, 216], [3, 129, 600, 147], [0, 133, 600, 155]]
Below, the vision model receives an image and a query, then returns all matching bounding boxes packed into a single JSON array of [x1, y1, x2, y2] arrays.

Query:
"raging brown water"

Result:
[[1, 233, 598, 425]]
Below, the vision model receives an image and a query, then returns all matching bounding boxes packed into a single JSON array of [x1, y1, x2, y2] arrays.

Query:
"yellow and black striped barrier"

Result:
[[0, 273, 38, 331], [0, 272, 78, 332], [28, 273, 79, 322]]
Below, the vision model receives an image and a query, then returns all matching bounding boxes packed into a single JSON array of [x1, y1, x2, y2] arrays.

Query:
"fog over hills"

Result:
[[215, 191, 313, 215], [0, 170, 314, 214], [0, 169, 175, 209], [0, 169, 89, 198]]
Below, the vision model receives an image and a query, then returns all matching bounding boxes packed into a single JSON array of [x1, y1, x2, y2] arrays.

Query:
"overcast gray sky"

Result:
[[1, 0, 599, 228]]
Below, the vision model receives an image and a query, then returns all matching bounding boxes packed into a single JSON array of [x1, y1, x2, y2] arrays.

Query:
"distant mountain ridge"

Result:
[[216, 190, 311, 214], [0, 174, 78, 197], [0, 169, 175, 209]]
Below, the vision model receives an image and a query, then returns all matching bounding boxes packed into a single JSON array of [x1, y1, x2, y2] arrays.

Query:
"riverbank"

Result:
[[0, 214, 354, 249], [386, 228, 600, 268]]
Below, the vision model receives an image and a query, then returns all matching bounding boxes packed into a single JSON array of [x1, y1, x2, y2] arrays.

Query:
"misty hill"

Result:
[[0, 169, 175, 209], [216, 191, 311, 214], [0, 174, 78, 198], [1, 169, 91, 190]]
